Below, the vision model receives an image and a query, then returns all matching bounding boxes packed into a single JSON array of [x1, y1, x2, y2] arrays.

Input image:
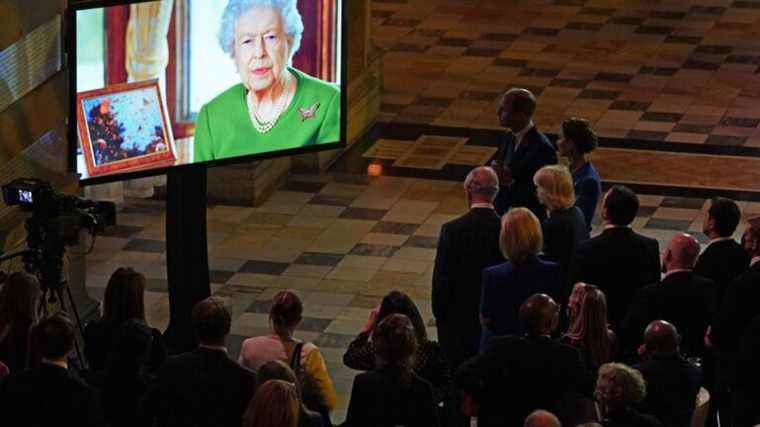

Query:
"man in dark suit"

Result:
[[635, 320, 703, 427], [695, 197, 749, 304], [0, 314, 105, 427], [433, 166, 504, 427], [571, 185, 661, 332], [143, 297, 257, 427], [490, 88, 557, 219], [623, 233, 716, 359], [707, 216, 760, 427], [732, 314, 760, 427], [694, 198, 748, 427], [456, 294, 593, 427]]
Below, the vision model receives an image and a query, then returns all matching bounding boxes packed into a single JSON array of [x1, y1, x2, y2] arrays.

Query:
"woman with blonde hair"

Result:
[[534, 164, 589, 296], [243, 379, 301, 427], [561, 284, 616, 373], [479, 208, 562, 352], [0, 272, 41, 372]]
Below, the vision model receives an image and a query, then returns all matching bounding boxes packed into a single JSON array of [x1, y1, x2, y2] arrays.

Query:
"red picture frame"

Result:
[[76, 79, 176, 179]]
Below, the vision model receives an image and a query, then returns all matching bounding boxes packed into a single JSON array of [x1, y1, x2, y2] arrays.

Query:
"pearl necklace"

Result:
[[247, 77, 292, 134]]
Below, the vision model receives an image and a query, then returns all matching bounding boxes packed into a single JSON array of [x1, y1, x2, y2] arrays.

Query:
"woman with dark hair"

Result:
[[0, 272, 41, 373], [342, 290, 449, 402], [100, 319, 155, 427], [556, 118, 601, 228], [84, 267, 166, 374], [561, 285, 616, 373], [243, 379, 301, 427], [344, 314, 440, 427], [238, 290, 336, 424], [257, 360, 323, 427]]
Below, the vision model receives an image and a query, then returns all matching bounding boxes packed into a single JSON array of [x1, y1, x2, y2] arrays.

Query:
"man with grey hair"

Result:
[[433, 166, 503, 427], [595, 363, 663, 426], [490, 87, 557, 219]]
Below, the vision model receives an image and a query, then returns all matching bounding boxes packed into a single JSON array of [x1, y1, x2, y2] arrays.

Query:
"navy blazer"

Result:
[[572, 162, 602, 228], [480, 258, 562, 351], [493, 126, 557, 219]]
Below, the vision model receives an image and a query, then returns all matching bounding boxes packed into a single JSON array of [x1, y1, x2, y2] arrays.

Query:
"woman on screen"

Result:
[[193, 0, 340, 163]]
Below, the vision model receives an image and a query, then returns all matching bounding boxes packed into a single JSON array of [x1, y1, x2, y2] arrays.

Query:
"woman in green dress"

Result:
[[194, 0, 340, 163]]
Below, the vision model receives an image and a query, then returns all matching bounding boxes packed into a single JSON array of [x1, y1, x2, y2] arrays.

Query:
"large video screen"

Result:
[[70, 0, 345, 184]]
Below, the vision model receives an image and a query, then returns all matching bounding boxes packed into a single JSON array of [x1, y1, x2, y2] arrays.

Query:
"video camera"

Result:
[[2, 178, 116, 246]]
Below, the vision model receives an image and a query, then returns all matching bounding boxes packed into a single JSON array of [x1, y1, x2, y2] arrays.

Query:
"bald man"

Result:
[[622, 233, 716, 359], [524, 409, 561, 427], [456, 294, 592, 427], [635, 321, 702, 427], [433, 166, 504, 427], [490, 88, 557, 219]]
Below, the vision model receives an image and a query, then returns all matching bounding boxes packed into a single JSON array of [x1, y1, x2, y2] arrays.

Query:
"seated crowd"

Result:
[[1, 156, 760, 426]]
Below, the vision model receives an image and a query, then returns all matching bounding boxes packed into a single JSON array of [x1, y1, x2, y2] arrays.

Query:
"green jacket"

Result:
[[193, 68, 340, 163]]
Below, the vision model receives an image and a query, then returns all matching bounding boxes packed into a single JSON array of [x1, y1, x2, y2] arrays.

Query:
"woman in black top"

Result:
[[84, 267, 166, 374], [342, 290, 449, 403], [344, 314, 440, 427], [561, 284, 616, 374], [534, 164, 589, 299], [0, 272, 41, 373]]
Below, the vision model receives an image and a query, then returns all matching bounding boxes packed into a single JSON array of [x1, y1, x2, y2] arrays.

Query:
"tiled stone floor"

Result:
[[85, 173, 760, 424], [371, 0, 760, 148]]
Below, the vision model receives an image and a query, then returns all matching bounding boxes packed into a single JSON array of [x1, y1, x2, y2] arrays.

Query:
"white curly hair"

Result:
[[218, 0, 304, 63]]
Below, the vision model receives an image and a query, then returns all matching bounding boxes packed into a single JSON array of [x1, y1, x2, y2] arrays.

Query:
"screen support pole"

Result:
[[163, 167, 211, 354]]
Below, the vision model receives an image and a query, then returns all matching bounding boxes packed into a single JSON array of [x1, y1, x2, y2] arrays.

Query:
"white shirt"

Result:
[[603, 224, 630, 230], [513, 120, 535, 151], [471, 203, 495, 210]]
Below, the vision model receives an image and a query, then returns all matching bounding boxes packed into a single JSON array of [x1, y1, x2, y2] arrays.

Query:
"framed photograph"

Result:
[[76, 79, 175, 178]]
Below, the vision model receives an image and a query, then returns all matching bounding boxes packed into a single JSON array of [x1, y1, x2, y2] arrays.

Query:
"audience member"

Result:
[[490, 88, 557, 219], [100, 320, 156, 427], [524, 409, 562, 427], [635, 321, 702, 427], [595, 363, 662, 427], [566, 282, 590, 328], [534, 164, 589, 294], [432, 166, 503, 426], [433, 166, 503, 370], [732, 314, 760, 427], [0, 272, 41, 373], [344, 290, 448, 403], [556, 117, 601, 228], [84, 267, 166, 374], [708, 216, 760, 426], [343, 314, 440, 427], [561, 285, 616, 374], [571, 185, 660, 331], [480, 208, 562, 351], [257, 360, 323, 427], [695, 197, 749, 304], [623, 234, 715, 359], [239, 290, 336, 423], [143, 297, 257, 427], [695, 198, 749, 427], [244, 379, 300, 427], [0, 313, 105, 426], [457, 294, 593, 427]]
